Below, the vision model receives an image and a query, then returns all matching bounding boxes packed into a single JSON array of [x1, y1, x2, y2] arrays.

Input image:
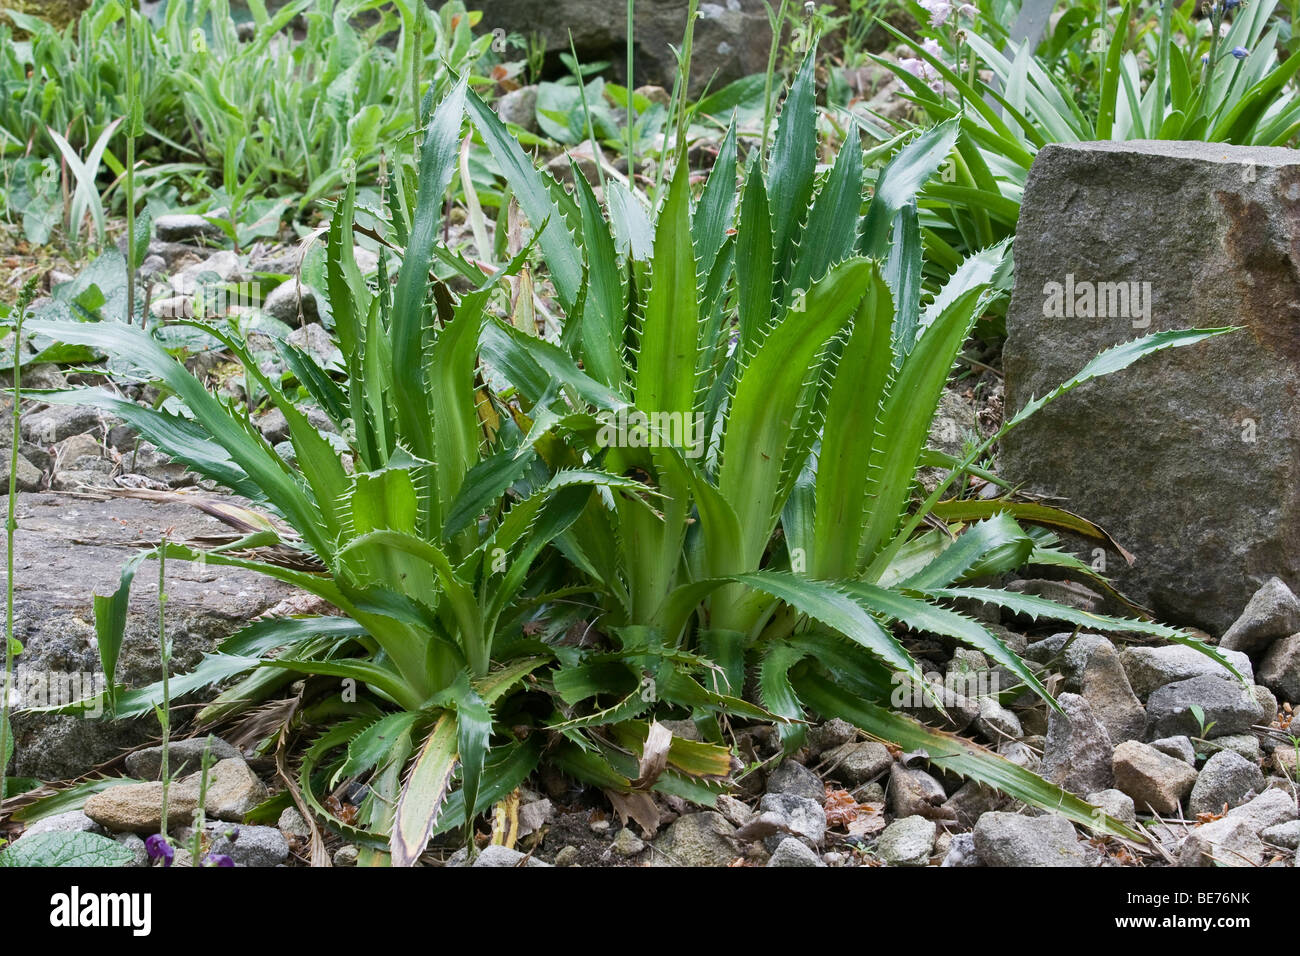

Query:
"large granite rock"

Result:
[[473, 0, 773, 97], [5, 493, 298, 779], [1003, 140, 1300, 634]]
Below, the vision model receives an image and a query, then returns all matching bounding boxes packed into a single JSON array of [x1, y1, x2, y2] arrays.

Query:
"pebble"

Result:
[[766, 837, 824, 867], [1187, 750, 1265, 817], [1112, 740, 1199, 816], [765, 758, 825, 804], [876, 815, 936, 867], [973, 812, 1087, 867], [1040, 693, 1114, 795], [611, 828, 646, 857]]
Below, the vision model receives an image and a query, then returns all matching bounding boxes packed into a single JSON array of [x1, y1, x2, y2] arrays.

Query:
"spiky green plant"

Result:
[[26, 77, 735, 865], [465, 40, 1239, 834]]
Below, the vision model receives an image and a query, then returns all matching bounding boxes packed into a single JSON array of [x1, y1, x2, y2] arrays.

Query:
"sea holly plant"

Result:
[[465, 39, 1240, 834], [23, 36, 1243, 858], [26, 80, 732, 866]]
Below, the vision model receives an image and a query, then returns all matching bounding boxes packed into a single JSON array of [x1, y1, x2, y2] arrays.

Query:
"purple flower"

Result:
[[145, 834, 174, 867], [919, 0, 953, 28], [1231, 46, 1249, 59], [203, 853, 236, 867]]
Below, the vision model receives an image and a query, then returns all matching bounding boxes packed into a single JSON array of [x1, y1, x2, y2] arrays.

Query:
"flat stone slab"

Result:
[[1003, 140, 1300, 633], [3, 492, 298, 778]]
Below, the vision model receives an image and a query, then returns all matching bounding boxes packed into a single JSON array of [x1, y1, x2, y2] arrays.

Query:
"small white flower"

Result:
[[920, 0, 954, 28], [921, 37, 942, 58]]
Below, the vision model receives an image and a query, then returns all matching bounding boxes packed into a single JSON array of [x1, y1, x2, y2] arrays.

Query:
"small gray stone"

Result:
[[1253, 685, 1280, 725], [517, 798, 553, 837], [1188, 750, 1266, 817], [472, 844, 551, 867], [495, 86, 540, 133], [650, 812, 738, 867], [1062, 636, 1147, 743], [973, 811, 1087, 867], [757, 793, 827, 849], [943, 781, 1005, 829], [887, 762, 947, 819], [940, 831, 982, 867], [16, 810, 106, 842], [256, 407, 290, 444], [263, 278, 320, 324], [998, 739, 1042, 773], [659, 719, 702, 741], [333, 844, 359, 866], [124, 735, 242, 780], [189, 758, 267, 822], [115, 833, 149, 867], [807, 718, 857, 756], [975, 697, 1023, 743], [1221, 578, 1300, 654], [715, 794, 754, 828], [1121, 644, 1254, 700], [765, 758, 824, 804], [824, 741, 892, 785], [277, 807, 310, 841], [766, 837, 824, 867], [286, 322, 342, 369], [154, 213, 223, 243], [1086, 789, 1137, 828], [1112, 740, 1199, 815], [170, 250, 242, 295], [553, 845, 580, 867], [209, 824, 289, 867], [1040, 693, 1114, 795], [1261, 820, 1300, 849], [1145, 675, 1263, 740], [1205, 734, 1262, 764], [20, 404, 102, 444], [1178, 789, 1298, 866], [1, 448, 42, 491], [1259, 633, 1300, 703], [611, 827, 646, 858], [876, 815, 936, 867], [1150, 735, 1196, 765]]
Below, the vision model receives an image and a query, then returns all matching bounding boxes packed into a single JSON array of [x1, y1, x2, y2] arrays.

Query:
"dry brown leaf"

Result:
[[632, 721, 672, 790], [603, 789, 661, 838]]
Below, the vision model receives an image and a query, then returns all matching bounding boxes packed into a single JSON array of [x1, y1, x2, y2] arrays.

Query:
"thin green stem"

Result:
[[627, 0, 636, 175], [761, 0, 791, 170], [411, 0, 423, 169], [188, 737, 214, 866], [158, 536, 171, 835], [1, 278, 38, 797], [124, 0, 137, 326]]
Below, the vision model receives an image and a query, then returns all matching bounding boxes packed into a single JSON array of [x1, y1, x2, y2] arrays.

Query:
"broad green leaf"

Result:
[[0, 831, 136, 868], [391, 713, 458, 867]]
